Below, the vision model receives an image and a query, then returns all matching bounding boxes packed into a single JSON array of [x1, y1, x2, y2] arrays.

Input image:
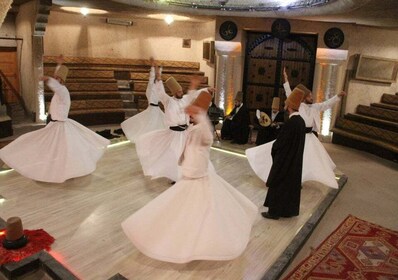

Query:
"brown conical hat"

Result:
[[295, 84, 311, 98], [191, 91, 212, 111], [272, 97, 280, 110], [55, 65, 69, 82], [5, 217, 24, 241], [285, 88, 304, 111], [165, 77, 183, 95]]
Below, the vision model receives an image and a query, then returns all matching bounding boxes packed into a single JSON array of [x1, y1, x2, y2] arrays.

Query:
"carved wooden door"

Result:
[[243, 32, 317, 122]]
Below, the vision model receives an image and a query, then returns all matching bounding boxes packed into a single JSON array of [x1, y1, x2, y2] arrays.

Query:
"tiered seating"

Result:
[[332, 93, 398, 161], [43, 56, 209, 125]]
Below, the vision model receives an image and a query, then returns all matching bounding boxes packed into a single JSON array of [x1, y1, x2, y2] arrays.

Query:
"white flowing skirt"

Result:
[[135, 128, 187, 182], [0, 119, 110, 183], [121, 106, 165, 143], [245, 133, 338, 189], [122, 171, 257, 263]]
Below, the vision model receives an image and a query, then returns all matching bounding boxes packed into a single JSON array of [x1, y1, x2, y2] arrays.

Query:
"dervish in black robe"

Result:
[[264, 112, 306, 218]]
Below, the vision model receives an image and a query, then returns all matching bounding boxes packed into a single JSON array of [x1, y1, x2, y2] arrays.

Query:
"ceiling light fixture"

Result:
[[60, 7, 108, 15], [165, 15, 175, 25], [80, 7, 89, 16]]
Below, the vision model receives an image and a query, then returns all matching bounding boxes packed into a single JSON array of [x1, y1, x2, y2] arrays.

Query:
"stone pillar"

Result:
[[32, 36, 45, 122], [314, 48, 348, 142], [214, 41, 242, 115]]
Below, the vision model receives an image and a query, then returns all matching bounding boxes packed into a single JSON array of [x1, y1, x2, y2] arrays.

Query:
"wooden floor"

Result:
[[0, 141, 333, 280]]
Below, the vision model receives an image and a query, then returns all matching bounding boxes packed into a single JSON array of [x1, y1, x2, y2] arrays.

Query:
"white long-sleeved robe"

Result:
[[135, 84, 208, 181], [122, 112, 257, 263], [0, 78, 109, 183], [121, 66, 166, 142]]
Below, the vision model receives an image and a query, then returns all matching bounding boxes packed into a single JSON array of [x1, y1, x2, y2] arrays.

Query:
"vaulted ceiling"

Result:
[[12, 0, 398, 27]]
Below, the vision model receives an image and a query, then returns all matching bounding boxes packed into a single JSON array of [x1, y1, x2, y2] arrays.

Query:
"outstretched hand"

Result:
[[149, 56, 156, 66], [189, 75, 202, 90], [56, 54, 64, 65], [337, 91, 346, 98], [40, 76, 50, 82], [207, 87, 216, 97]]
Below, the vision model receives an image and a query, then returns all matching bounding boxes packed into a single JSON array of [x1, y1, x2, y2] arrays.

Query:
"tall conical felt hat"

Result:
[[191, 91, 212, 111], [285, 88, 304, 110], [272, 97, 280, 110], [235, 91, 243, 102], [55, 65, 69, 82], [295, 84, 311, 98], [165, 77, 183, 95]]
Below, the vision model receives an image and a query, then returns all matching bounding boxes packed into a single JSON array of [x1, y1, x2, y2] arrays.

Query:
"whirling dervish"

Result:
[[135, 66, 212, 182], [246, 67, 345, 189], [121, 57, 166, 143], [0, 55, 110, 183], [122, 91, 257, 263]]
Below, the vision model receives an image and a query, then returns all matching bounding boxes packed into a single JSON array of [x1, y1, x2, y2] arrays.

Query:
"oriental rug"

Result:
[[283, 215, 398, 279]]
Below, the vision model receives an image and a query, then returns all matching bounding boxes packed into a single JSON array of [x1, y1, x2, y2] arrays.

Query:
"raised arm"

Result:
[[155, 79, 170, 105], [54, 54, 64, 77], [282, 67, 292, 97], [311, 91, 346, 112]]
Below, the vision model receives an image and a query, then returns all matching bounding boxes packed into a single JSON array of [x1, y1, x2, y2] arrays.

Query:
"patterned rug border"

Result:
[[262, 174, 348, 280], [282, 214, 398, 279]]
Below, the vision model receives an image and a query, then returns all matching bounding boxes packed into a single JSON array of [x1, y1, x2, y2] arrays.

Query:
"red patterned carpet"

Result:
[[284, 215, 398, 279]]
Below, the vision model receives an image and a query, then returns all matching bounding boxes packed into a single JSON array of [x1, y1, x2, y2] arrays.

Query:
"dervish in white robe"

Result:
[[246, 81, 343, 189], [121, 64, 165, 143], [135, 76, 209, 182], [122, 93, 257, 263], [0, 65, 110, 183]]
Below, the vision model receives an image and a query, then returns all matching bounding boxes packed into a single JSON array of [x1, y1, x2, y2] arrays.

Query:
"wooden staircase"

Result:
[[43, 56, 209, 126], [332, 93, 398, 162]]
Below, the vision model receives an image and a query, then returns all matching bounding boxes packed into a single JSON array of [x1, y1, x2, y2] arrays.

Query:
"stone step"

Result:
[[357, 105, 398, 123], [45, 91, 122, 101], [68, 110, 125, 126], [381, 93, 398, 106], [66, 78, 117, 83], [335, 117, 398, 145], [122, 100, 135, 109], [332, 127, 398, 162], [345, 113, 398, 133], [44, 68, 114, 79], [371, 102, 398, 112], [44, 56, 200, 70], [131, 73, 208, 84], [132, 81, 209, 93], [45, 99, 124, 111]]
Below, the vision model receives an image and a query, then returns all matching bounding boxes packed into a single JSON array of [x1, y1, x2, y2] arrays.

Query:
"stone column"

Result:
[[314, 48, 348, 142], [33, 36, 45, 122], [214, 41, 242, 115]]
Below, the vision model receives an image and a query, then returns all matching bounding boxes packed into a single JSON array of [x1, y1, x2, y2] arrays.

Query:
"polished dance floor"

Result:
[[0, 141, 336, 280]]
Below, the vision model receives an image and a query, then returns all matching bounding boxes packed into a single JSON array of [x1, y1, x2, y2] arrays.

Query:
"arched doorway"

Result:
[[243, 32, 317, 122]]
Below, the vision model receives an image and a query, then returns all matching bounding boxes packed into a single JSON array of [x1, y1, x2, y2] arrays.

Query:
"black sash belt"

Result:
[[150, 103, 159, 107], [305, 127, 313, 133], [169, 125, 188, 131], [46, 114, 58, 124]]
